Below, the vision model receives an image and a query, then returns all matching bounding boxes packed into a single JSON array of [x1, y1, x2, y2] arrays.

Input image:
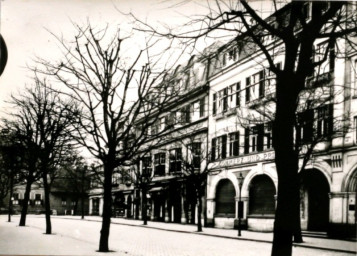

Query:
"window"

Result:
[[219, 88, 228, 113], [211, 135, 227, 160], [222, 52, 227, 66], [199, 97, 205, 117], [264, 123, 273, 150], [228, 47, 238, 61], [71, 201, 76, 206], [217, 135, 227, 159], [213, 93, 217, 115], [12, 193, 19, 205], [169, 148, 182, 173], [244, 124, 264, 154], [297, 109, 314, 143], [62, 198, 67, 206], [236, 82, 241, 107], [214, 84, 240, 115], [112, 174, 119, 185], [191, 101, 200, 121], [166, 112, 176, 128], [188, 143, 201, 170], [247, 71, 265, 100], [35, 194, 42, 205], [229, 132, 239, 157], [142, 156, 152, 178], [314, 42, 327, 63], [151, 120, 159, 135], [229, 84, 236, 108], [316, 104, 333, 137], [180, 105, 191, 124], [154, 153, 166, 176]]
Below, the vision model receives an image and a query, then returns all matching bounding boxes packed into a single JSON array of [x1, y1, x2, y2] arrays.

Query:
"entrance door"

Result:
[[302, 169, 330, 231]]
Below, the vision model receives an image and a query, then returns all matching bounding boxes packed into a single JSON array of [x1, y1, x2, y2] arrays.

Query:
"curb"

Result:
[[54, 216, 356, 254]]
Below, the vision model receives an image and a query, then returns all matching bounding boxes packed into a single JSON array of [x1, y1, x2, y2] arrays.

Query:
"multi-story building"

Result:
[[205, 2, 357, 239], [89, 2, 357, 239], [133, 54, 210, 224]]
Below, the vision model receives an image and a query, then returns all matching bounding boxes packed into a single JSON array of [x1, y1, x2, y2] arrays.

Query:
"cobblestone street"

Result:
[[0, 215, 355, 256]]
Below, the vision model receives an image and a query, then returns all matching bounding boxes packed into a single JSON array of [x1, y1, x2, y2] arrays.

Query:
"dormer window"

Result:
[[228, 47, 238, 61]]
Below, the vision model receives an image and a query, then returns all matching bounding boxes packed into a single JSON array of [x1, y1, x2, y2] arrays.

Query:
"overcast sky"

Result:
[[0, 0, 212, 110]]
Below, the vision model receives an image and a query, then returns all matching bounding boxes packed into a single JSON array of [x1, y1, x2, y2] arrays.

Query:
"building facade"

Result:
[[204, 2, 357, 238], [88, 2, 357, 239]]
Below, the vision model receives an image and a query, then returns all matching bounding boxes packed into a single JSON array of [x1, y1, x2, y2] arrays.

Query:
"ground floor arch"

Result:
[[248, 174, 276, 216], [215, 179, 236, 217], [300, 168, 330, 231]]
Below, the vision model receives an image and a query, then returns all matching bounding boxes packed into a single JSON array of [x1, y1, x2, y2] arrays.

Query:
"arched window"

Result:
[[215, 179, 235, 216], [249, 175, 276, 215]]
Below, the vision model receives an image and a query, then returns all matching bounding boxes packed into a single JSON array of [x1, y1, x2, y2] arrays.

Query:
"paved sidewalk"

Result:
[[55, 215, 356, 254]]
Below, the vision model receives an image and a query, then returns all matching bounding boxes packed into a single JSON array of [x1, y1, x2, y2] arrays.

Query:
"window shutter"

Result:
[[244, 128, 250, 154], [245, 77, 250, 102], [259, 70, 265, 97], [222, 135, 227, 159], [213, 93, 217, 115], [257, 124, 264, 152], [211, 138, 216, 161], [234, 132, 239, 156]]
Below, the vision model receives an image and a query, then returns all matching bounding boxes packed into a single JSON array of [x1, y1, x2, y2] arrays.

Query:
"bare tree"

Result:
[[59, 154, 90, 219], [131, 2, 357, 255], [4, 78, 77, 234], [180, 130, 210, 232], [34, 23, 186, 252], [0, 129, 24, 222]]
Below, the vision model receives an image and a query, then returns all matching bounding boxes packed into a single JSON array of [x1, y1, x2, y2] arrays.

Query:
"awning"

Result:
[[0, 34, 8, 76]]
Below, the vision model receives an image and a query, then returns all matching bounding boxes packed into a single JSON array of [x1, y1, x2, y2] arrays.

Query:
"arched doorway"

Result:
[[300, 169, 330, 231], [215, 179, 235, 217], [249, 175, 276, 215]]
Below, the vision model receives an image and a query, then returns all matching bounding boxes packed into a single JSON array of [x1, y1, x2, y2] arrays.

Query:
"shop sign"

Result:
[[209, 151, 275, 169]]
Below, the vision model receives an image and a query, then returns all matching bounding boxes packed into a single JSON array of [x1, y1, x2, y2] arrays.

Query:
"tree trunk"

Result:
[[19, 178, 33, 226], [196, 189, 202, 232], [98, 163, 113, 252], [142, 186, 148, 225], [271, 76, 300, 256], [8, 173, 14, 222], [42, 172, 52, 234], [293, 212, 304, 243]]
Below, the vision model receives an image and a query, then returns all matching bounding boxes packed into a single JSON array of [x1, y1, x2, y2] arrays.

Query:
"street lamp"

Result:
[[237, 172, 244, 237]]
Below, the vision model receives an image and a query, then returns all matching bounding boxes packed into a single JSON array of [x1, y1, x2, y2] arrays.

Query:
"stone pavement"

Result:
[[56, 215, 356, 254]]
